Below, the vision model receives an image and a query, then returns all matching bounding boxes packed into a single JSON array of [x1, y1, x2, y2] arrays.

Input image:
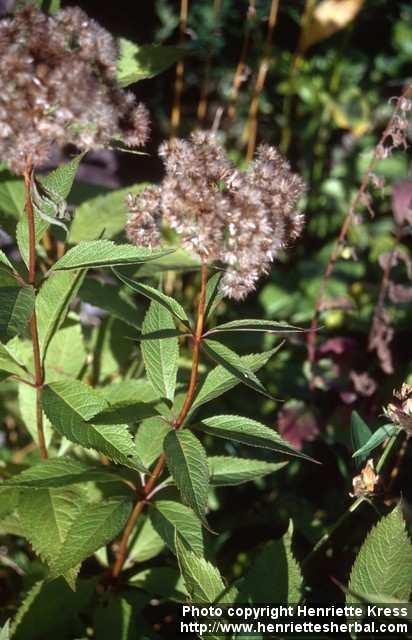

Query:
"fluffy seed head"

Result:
[[126, 132, 306, 300], [0, 6, 150, 173]]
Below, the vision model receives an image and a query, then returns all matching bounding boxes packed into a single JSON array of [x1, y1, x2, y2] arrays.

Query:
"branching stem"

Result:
[[110, 261, 208, 579]]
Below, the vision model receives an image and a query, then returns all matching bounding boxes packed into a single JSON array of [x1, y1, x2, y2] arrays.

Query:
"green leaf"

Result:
[[0, 342, 29, 379], [17, 486, 86, 588], [79, 278, 141, 328], [50, 499, 132, 578], [205, 272, 224, 320], [0, 169, 24, 218], [135, 417, 170, 469], [351, 411, 373, 464], [141, 301, 179, 402], [164, 429, 209, 523], [44, 322, 87, 382], [0, 285, 35, 342], [129, 567, 188, 600], [175, 534, 226, 603], [1, 458, 121, 488], [200, 415, 316, 462], [352, 424, 399, 459], [127, 515, 165, 565], [190, 348, 279, 416], [16, 154, 83, 266], [36, 269, 85, 362], [238, 534, 303, 603], [95, 380, 158, 425], [149, 500, 204, 556], [209, 456, 287, 486], [114, 269, 191, 327], [206, 318, 304, 335], [0, 249, 15, 273], [68, 185, 145, 243], [51, 240, 172, 272], [117, 39, 183, 87], [42, 380, 147, 472], [348, 506, 412, 602], [202, 339, 275, 400], [93, 591, 149, 640], [18, 382, 53, 448], [0, 620, 10, 640]]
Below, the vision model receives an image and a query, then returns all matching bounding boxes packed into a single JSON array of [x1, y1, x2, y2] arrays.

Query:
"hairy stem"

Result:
[[110, 262, 208, 579], [23, 162, 48, 460]]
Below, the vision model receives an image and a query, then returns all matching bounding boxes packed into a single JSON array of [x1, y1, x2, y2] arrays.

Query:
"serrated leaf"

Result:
[[0, 342, 29, 379], [1, 458, 121, 488], [200, 415, 316, 462], [164, 429, 209, 523], [16, 154, 83, 266], [126, 515, 165, 565], [209, 456, 287, 486], [36, 269, 85, 362], [238, 535, 303, 603], [114, 269, 190, 327], [175, 534, 226, 603], [0, 285, 35, 342], [117, 39, 183, 86], [135, 417, 170, 469], [202, 339, 275, 400], [96, 380, 158, 425], [18, 382, 53, 448], [149, 500, 204, 556], [352, 423, 399, 459], [0, 487, 20, 518], [51, 240, 172, 271], [206, 318, 304, 335], [50, 499, 132, 578], [79, 278, 141, 328], [42, 380, 147, 472], [141, 301, 179, 401], [17, 486, 86, 588], [190, 348, 279, 416], [44, 322, 86, 382], [351, 411, 372, 464], [348, 506, 412, 602], [0, 169, 24, 218]]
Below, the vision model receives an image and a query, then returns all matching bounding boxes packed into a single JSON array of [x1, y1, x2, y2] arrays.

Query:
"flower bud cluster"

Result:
[[0, 6, 150, 174], [126, 132, 306, 300]]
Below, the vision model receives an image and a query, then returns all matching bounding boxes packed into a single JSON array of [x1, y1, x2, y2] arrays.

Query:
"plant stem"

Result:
[[110, 262, 208, 579], [226, 0, 256, 124], [23, 162, 48, 460], [170, 0, 189, 137]]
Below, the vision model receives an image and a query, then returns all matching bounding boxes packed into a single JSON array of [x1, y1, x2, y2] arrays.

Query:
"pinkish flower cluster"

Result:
[[126, 132, 306, 300], [0, 6, 150, 174]]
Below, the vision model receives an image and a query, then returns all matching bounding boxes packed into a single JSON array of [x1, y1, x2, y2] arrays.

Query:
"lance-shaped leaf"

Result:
[[199, 415, 317, 462], [0, 169, 24, 218], [36, 269, 85, 362], [351, 411, 373, 465], [0, 249, 15, 273], [50, 499, 132, 578], [175, 534, 226, 604], [0, 285, 35, 343], [163, 429, 209, 524], [113, 269, 191, 327], [141, 301, 179, 402], [208, 456, 287, 486], [79, 277, 141, 328], [190, 347, 279, 416], [1, 458, 122, 489], [44, 322, 86, 382], [352, 424, 399, 459], [117, 38, 184, 87], [202, 339, 276, 401], [16, 154, 84, 266], [0, 343, 30, 379], [348, 506, 412, 603], [42, 380, 147, 472], [204, 272, 224, 320], [135, 417, 170, 469], [17, 486, 87, 589], [149, 500, 204, 556], [51, 240, 172, 271], [205, 318, 304, 335]]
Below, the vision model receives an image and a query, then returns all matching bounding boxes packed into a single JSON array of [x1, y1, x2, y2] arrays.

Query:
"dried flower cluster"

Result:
[[126, 132, 306, 300], [0, 6, 150, 174], [385, 383, 412, 438]]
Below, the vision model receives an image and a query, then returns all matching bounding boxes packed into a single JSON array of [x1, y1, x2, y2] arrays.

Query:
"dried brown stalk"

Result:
[[196, 0, 222, 124], [244, 0, 280, 162], [227, 0, 256, 123]]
